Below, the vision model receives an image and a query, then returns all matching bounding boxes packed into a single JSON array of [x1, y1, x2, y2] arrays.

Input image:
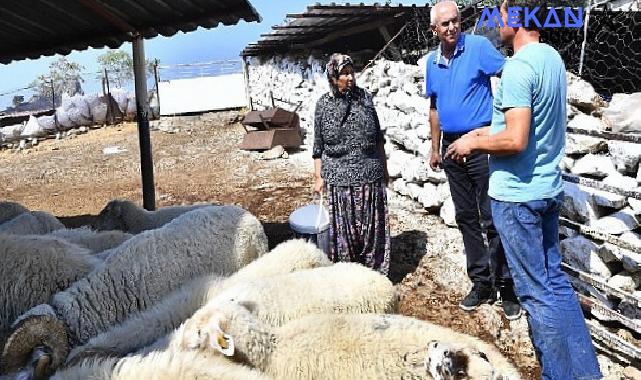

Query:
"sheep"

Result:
[[184, 262, 398, 335], [50, 351, 271, 380], [0, 201, 28, 225], [0, 234, 101, 351], [47, 227, 133, 254], [94, 199, 210, 233], [0, 211, 64, 235], [185, 302, 520, 380], [66, 239, 331, 363], [1, 205, 268, 378]]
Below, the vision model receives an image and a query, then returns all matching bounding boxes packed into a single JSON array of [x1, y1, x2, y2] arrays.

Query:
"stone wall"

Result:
[[246, 54, 641, 362]]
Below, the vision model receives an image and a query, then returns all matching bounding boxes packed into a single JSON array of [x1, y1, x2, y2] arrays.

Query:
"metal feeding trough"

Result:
[[240, 107, 303, 150]]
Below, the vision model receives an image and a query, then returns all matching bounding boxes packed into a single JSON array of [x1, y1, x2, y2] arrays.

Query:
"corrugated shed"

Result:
[[242, 3, 423, 57], [0, 0, 261, 64]]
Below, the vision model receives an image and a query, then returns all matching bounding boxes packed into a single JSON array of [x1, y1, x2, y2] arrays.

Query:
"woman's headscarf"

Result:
[[326, 53, 354, 97]]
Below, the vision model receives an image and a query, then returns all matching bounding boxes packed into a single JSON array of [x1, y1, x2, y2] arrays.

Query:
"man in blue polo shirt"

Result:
[[426, 0, 521, 319]]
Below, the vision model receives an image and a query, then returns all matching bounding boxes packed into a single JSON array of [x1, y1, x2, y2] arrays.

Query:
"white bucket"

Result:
[[288, 194, 330, 254]]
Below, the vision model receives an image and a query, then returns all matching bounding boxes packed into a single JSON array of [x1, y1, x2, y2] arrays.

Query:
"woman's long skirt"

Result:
[[326, 180, 391, 276]]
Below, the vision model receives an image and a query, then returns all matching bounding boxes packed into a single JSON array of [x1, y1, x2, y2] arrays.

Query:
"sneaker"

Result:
[[499, 286, 523, 320], [459, 283, 496, 311]]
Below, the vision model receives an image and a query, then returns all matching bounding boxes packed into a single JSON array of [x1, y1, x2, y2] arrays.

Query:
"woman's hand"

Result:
[[313, 176, 325, 194]]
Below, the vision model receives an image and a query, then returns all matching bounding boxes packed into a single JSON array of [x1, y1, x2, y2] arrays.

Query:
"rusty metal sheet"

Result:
[[239, 129, 302, 150]]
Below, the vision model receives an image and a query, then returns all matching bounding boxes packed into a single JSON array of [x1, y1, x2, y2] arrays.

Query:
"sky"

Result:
[[0, 1, 431, 108]]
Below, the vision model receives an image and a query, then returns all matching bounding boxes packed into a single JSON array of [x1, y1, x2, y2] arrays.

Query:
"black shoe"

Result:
[[499, 286, 523, 320], [459, 284, 496, 311]]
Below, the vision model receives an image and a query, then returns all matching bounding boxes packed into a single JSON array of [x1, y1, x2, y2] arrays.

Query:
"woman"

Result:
[[312, 53, 391, 276]]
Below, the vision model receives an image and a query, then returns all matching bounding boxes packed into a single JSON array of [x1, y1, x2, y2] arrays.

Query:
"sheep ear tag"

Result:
[[210, 332, 235, 357]]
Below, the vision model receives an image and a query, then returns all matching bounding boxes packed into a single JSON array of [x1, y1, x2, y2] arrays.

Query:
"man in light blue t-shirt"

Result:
[[445, 1, 601, 379]]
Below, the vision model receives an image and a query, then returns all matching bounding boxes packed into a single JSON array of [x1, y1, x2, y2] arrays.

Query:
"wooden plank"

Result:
[[563, 263, 641, 307]]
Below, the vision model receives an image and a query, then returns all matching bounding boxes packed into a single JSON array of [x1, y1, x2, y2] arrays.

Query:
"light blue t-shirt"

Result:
[[489, 43, 567, 202]]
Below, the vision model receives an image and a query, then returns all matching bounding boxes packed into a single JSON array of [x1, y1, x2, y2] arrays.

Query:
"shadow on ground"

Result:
[[389, 229, 428, 284]]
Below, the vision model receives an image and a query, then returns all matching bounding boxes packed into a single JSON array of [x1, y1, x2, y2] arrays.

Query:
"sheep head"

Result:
[[425, 340, 516, 380], [95, 200, 134, 232], [1, 305, 69, 379]]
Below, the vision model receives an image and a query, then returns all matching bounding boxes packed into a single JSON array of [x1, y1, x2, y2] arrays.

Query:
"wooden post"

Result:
[[153, 59, 160, 118], [104, 68, 114, 125], [51, 78, 59, 130], [132, 33, 156, 211], [241, 57, 253, 111]]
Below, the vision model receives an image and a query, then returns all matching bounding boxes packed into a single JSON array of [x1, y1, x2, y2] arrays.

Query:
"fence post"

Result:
[[153, 59, 160, 118], [104, 68, 114, 125], [579, 0, 592, 76], [51, 78, 59, 131]]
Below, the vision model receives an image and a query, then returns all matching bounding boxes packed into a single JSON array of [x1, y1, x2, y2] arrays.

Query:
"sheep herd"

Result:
[[0, 200, 521, 380]]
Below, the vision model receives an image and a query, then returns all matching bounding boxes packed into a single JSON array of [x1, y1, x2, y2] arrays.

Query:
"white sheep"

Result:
[[66, 239, 332, 363], [186, 302, 520, 380], [184, 262, 397, 336], [0, 211, 64, 235], [1, 205, 268, 378], [47, 227, 133, 254], [0, 201, 28, 225], [94, 199, 210, 233], [0, 234, 101, 351], [50, 350, 270, 380]]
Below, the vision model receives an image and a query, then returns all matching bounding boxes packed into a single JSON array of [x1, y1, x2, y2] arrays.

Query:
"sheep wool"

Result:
[[186, 262, 397, 335], [0, 234, 101, 350], [190, 302, 520, 380], [0, 201, 28, 225], [94, 199, 209, 233], [51, 350, 270, 380], [67, 239, 331, 362], [1, 205, 267, 376], [48, 227, 133, 254], [0, 211, 64, 235]]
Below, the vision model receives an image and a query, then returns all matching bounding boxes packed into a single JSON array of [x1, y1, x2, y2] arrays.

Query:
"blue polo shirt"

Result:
[[425, 34, 505, 133]]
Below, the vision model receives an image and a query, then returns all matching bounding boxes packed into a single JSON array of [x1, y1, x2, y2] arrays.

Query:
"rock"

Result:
[[607, 272, 638, 292], [623, 366, 641, 380], [567, 114, 605, 132], [629, 198, 641, 215], [601, 242, 641, 273], [560, 156, 575, 172], [418, 183, 442, 208], [620, 232, 641, 250], [440, 197, 457, 227], [416, 123, 430, 140], [602, 92, 641, 133], [260, 145, 285, 160], [604, 172, 639, 191], [562, 182, 599, 223], [571, 154, 617, 178], [567, 72, 603, 112], [592, 207, 639, 235], [590, 189, 627, 210], [560, 235, 612, 278], [565, 133, 606, 155], [608, 141, 641, 174], [392, 178, 410, 197], [401, 157, 430, 183]]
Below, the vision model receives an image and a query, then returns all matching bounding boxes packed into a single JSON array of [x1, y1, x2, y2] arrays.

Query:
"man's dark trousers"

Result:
[[441, 132, 511, 288]]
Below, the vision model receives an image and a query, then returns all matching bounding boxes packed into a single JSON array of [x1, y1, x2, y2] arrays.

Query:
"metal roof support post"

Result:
[[132, 33, 156, 211]]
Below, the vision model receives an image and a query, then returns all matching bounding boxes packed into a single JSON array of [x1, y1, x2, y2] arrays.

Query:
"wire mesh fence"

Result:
[[378, 2, 641, 98]]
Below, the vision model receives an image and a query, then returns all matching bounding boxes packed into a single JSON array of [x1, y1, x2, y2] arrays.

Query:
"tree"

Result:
[[97, 50, 159, 88], [97, 50, 134, 87], [12, 95, 24, 107], [30, 57, 85, 103]]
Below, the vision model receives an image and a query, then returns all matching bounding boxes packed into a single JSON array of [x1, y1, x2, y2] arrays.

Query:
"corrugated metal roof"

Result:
[[241, 3, 422, 57], [0, 0, 261, 64]]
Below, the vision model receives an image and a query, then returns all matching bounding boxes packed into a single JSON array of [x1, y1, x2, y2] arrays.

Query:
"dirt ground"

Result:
[[0, 117, 539, 378]]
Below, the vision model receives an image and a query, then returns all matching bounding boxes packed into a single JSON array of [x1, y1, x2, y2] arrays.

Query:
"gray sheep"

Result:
[[0, 234, 101, 353], [0, 211, 64, 235], [0, 202, 28, 225], [95, 199, 209, 233], [1, 205, 267, 379]]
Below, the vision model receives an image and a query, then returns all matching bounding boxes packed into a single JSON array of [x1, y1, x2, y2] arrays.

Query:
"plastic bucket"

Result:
[[288, 196, 330, 255]]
